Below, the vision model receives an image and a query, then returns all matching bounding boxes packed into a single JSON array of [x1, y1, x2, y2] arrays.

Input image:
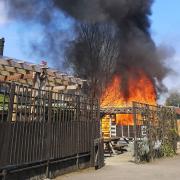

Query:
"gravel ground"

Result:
[[55, 151, 180, 180]]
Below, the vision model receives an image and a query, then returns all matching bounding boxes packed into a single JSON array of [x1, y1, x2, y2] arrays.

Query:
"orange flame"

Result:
[[100, 69, 157, 125]]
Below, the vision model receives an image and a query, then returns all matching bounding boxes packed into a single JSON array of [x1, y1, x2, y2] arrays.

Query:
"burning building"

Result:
[[100, 69, 157, 138]]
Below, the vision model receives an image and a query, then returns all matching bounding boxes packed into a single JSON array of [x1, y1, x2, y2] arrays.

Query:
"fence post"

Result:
[[76, 95, 80, 168], [7, 83, 16, 122], [160, 107, 165, 148], [97, 99, 101, 138], [46, 91, 52, 178], [147, 105, 153, 162], [90, 98, 95, 167], [133, 102, 138, 163], [0, 83, 15, 170], [92, 99, 104, 168], [171, 108, 178, 152]]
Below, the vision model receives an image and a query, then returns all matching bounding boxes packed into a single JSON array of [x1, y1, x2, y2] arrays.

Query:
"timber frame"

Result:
[[0, 56, 85, 93], [100, 103, 177, 163], [100, 107, 133, 115]]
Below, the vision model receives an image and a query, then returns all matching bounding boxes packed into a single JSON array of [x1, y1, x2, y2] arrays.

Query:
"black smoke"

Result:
[[54, 0, 171, 97], [5, 0, 172, 98]]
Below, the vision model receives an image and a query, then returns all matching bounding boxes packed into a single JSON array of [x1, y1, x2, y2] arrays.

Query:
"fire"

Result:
[[100, 69, 157, 125], [101, 70, 157, 107]]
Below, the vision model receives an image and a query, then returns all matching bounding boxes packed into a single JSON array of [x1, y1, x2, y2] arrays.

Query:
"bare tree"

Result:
[[166, 91, 180, 107], [65, 23, 120, 98]]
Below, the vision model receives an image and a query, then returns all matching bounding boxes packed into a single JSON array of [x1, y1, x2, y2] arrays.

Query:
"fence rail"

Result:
[[0, 82, 102, 177]]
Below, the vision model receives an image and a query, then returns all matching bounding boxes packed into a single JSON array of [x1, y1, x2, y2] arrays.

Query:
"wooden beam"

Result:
[[100, 107, 133, 114], [53, 85, 79, 91], [0, 70, 10, 76], [5, 73, 33, 81], [0, 75, 5, 81], [6, 74, 22, 81]]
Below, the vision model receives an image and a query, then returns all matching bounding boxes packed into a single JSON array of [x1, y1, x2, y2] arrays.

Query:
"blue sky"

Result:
[[152, 0, 180, 53], [0, 0, 180, 62], [0, 0, 180, 97], [0, 1, 179, 61], [151, 0, 180, 94]]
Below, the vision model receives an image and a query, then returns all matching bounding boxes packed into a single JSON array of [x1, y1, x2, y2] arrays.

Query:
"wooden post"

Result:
[[133, 102, 138, 163], [12, 86, 18, 121], [147, 105, 153, 162], [172, 108, 178, 152]]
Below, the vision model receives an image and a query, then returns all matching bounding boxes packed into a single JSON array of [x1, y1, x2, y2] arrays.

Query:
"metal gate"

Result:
[[133, 102, 177, 163], [0, 82, 104, 178]]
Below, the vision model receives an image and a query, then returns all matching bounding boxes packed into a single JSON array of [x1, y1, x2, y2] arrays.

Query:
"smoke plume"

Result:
[[6, 0, 74, 66], [54, 0, 171, 97], [5, 0, 172, 98]]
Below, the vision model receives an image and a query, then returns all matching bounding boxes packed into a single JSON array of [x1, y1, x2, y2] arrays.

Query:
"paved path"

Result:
[[56, 152, 180, 180]]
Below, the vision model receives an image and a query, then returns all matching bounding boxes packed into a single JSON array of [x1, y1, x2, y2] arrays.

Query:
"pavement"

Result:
[[55, 151, 180, 180]]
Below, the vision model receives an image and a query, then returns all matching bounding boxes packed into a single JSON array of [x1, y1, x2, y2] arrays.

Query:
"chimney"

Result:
[[0, 38, 5, 56]]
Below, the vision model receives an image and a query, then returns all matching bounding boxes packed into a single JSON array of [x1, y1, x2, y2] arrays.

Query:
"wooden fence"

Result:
[[0, 82, 104, 178], [133, 102, 177, 163]]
